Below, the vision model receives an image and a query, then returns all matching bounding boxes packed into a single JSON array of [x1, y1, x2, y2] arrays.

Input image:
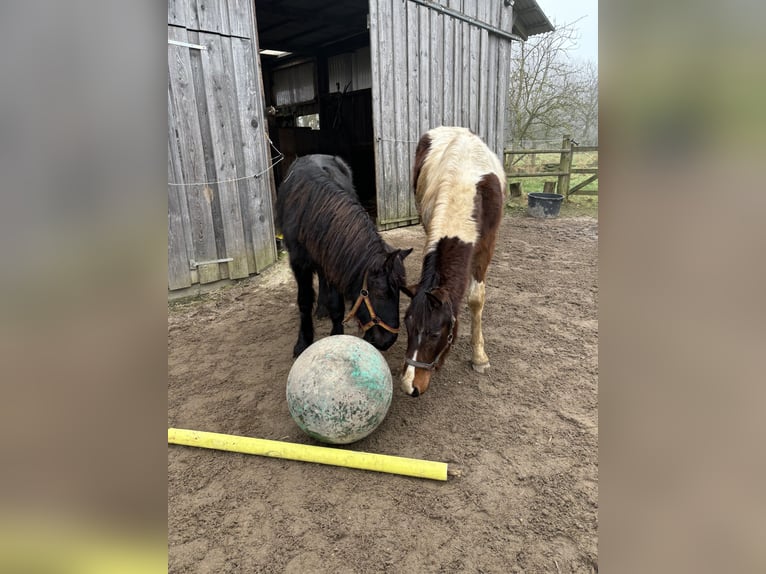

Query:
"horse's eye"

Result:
[[428, 332, 440, 340]]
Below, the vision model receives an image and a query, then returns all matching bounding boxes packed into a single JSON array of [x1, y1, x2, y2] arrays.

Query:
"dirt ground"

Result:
[[168, 212, 598, 573]]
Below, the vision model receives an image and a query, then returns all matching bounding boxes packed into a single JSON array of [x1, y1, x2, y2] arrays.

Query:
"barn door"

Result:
[[369, 0, 514, 230], [167, 0, 277, 290]]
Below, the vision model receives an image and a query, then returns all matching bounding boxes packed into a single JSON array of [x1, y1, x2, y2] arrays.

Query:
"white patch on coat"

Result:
[[400, 351, 417, 395], [415, 127, 506, 252]]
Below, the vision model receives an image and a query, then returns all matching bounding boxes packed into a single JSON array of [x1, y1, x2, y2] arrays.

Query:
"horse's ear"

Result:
[[401, 283, 418, 298], [398, 247, 414, 261], [385, 248, 412, 267], [426, 287, 450, 307]]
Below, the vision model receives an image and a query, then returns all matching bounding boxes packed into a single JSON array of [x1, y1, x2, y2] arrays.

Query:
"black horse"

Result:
[[276, 155, 412, 357], [297, 155, 356, 319]]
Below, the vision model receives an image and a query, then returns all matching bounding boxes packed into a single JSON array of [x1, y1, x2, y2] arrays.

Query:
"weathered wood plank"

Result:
[[168, 0, 189, 27], [186, 29, 228, 282], [231, 36, 276, 272], [557, 135, 573, 197], [441, 1, 455, 127], [200, 32, 249, 279], [392, 0, 412, 222], [446, 0, 462, 127], [418, 4, 431, 136], [429, 8, 444, 126], [226, 0, 252, 38], [484, 1, 501, 154], [380, 0, 397, 224], [168, 26, 221, 284], [187, 0, 200, 30], [369, 0, 386, 225], [508, 171, 568, 178], [505, 148, 569, 155], [568, 173, 599, 194], [466, 0, 480, 133], [477, 1, 490, 142], [195, 0, 230, 35], [167, 81, 196, 269], [495, 3, 514, 155], [247, 11, 280, 254], [228, 38, 257, 275], [168, 97, 193, 290], [406, 0, 421, 217], [460, 1, 470, 128]]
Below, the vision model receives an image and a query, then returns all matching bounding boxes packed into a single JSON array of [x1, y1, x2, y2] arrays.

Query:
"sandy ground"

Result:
[[168, 213, 598, 573]]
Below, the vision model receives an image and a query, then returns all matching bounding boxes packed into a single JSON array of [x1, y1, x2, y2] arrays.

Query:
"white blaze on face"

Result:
[[400, 351, 417, 395]]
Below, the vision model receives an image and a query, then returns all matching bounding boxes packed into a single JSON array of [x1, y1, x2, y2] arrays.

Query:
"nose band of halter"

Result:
[[404, 316, 456, 371], [343, 271, 399, 335]]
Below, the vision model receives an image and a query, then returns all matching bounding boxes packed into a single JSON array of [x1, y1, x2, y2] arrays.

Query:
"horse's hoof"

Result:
[[293, 341, 309, 357], [472, 361, 490, 374]]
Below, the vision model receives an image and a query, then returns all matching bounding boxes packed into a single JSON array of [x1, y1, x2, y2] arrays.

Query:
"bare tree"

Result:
[[506, 20, 598, 147], [571, 61, 598, 145]]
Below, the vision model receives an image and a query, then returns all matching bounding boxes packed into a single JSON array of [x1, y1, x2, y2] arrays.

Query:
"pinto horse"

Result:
[[276, 154, 413, 357], [400, 127, 506, 396]]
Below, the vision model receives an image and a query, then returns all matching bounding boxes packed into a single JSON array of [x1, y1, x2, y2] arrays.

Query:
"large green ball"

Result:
[[286, 335, 393, 444]]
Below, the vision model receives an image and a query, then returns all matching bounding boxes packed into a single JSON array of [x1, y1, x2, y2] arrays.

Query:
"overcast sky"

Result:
[[534, 0, 598, 65]]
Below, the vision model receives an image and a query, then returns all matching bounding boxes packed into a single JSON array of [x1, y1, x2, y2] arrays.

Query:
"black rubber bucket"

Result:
[[527, 192, 564, 218]]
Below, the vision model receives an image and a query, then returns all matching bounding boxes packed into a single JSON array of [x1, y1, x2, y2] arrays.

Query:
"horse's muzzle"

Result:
[[363, 327, 397, 351]]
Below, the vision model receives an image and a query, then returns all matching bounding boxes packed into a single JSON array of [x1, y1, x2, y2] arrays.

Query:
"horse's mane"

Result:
[[277, 159, 388, 295]]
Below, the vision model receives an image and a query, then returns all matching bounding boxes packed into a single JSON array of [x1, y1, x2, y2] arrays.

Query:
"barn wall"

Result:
[[167, 0, 277, 291], [369, 0, 513, 229]]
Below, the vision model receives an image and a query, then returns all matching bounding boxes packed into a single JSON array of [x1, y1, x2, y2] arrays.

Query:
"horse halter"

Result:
[[404, 313, 456, 371], [343, 271, 399, 334]]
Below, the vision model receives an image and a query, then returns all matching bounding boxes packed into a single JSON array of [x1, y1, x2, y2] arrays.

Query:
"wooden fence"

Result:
[[504, 135, 598, 198]]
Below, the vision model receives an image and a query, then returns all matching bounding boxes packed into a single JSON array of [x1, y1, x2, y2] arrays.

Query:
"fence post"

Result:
[[557, 135, 572, 199]]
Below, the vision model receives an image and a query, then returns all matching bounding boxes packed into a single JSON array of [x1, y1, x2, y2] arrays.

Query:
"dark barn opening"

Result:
[[255, 1, 377, 216]]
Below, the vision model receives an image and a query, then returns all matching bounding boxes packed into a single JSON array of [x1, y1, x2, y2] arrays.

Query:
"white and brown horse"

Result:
[[401, 127, 506, 396]]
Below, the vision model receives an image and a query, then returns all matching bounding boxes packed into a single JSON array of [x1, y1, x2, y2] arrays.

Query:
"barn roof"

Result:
[[256, 0, 554, 56], [513, 0, 555, 39]]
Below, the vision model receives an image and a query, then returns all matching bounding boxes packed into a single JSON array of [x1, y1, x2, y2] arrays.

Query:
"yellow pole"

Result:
[[168, 428, 449, 481]]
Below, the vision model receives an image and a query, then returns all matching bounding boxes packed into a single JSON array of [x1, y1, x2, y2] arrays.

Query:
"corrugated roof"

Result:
[[256, 1, 554, 56], [512, 0, 555, 39]]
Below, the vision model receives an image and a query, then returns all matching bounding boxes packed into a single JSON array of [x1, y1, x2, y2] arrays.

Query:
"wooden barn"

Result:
[[167, 0, 553, 292]]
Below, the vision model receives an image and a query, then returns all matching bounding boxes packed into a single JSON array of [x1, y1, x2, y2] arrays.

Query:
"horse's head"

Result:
[[349, 247, 413, 351], [400, 285, 457, 396]]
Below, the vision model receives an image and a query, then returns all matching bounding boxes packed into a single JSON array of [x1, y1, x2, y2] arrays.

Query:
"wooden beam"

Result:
[[557, 135, 573, 198], [568, 174, 599, 195]]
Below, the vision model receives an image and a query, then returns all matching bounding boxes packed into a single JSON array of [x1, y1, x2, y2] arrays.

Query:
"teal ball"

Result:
[[286, 335, 393, 444]]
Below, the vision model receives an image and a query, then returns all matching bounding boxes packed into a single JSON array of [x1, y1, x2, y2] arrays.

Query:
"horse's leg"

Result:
[[290, 259, 315, 357], [468, 274, 490, 373], [315, 272, 330, 319], [469, 174, 504, 373], [327, 285, 345, 336]]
